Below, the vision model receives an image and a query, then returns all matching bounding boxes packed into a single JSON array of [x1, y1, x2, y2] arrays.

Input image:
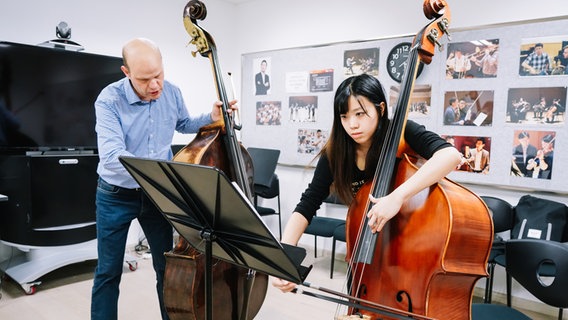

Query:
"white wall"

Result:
[[1, 0, 567, 312]]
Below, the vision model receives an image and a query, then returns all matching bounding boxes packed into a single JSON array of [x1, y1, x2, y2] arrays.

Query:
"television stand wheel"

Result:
[[127, 261, 138, 272], [22, 281, 41, 295]]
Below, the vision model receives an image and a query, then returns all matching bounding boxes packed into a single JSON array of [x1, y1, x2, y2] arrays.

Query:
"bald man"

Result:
[[91, 38, 233, 320]]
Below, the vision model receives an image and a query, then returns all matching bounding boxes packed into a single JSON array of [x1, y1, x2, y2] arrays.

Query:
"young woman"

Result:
[[272, 74, 462, 292]]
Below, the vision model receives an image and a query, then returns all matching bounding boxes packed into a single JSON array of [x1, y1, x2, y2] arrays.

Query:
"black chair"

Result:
[[473, 239, 568, 320], [491, 196, 567, 307], [247, 147, 282, 237], [480, 196, 515, 304], [330, 223, 346, 279], [303, 195, 346, 259]]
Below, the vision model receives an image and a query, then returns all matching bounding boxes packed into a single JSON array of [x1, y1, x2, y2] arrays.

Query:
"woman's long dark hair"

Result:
[[321, 74, 390, 205]]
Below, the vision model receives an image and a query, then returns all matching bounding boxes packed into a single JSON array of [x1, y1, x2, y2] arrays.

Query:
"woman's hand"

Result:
[[271, 276, 296, 293], [211, 99, 238, 122], [366, 192, 404, 233]]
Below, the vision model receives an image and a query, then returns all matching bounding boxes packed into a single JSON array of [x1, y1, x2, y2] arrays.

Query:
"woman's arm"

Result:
[[280, 212, 309, 246], [367, 146, 462, 232]]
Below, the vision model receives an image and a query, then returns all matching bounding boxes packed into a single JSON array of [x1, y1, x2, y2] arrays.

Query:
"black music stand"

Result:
[[119, 156, 312, 320]]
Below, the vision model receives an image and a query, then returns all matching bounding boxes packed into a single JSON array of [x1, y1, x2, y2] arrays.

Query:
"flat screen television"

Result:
[[0, 41, 124, 154]]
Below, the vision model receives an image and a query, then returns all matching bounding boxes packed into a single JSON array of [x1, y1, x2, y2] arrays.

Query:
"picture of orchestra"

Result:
[[519, 36, 568, 76], [507, 87, 566, 125], [297, 128, 328, 155], [255, 101, 282, 126], [443, 90, 494, 126], [511, 130, 556, 180], [288, 96, 318, 123], [389, 84, 431, 118], [343, 47, 380, 77], [445, 39, 499, 79], [443, 135, 491, 174]]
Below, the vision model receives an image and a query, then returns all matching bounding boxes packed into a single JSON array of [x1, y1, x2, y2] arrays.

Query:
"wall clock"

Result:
[[386, 42, 424, 83]]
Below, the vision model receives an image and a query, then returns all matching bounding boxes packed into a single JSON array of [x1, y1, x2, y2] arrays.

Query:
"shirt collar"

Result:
[[123, 78, 149, 105]]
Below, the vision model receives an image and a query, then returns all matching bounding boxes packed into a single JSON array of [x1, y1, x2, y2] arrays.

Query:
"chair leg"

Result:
[[558, 308, 562, 320], [314, 236, 318, 258], [506, 272, 512, 307], [330, 238, 336, 279], [485, 262, 496, 303], [277, 196, 282, 238]]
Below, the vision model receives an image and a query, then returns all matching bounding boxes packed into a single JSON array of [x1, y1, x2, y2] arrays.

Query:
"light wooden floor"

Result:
[[0, 246, 559, 320]]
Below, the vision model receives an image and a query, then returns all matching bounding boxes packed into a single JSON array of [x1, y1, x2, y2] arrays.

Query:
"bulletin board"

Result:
[[240, 16, 568, 194]]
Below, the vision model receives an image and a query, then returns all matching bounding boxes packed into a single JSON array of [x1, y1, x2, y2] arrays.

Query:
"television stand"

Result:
[[0, 239, 98, 294], [0, 239, 140, 294]]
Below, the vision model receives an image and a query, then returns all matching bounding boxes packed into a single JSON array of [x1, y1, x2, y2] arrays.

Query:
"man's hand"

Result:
[[211, 99, 238, 122]]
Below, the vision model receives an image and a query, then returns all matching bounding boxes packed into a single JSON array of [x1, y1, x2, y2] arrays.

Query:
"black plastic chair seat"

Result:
[[304, 216, 345, 258], [304, 217, 345, 237], [472, 303, 531, 320], [256, 206, 276, 216], [333, 224, 346, 241]]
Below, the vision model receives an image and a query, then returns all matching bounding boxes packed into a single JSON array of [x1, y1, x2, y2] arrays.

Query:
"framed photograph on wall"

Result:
[[389, 84, 432, 118], [256, 101, 282, 126], [519, 36, 568, 76], [506, 87, 566, 125], [511, 130, 556, 180], [443, 135, 491, 175], [445, 39, 499, 79], [343, 47, 380, 77], [288, 96, 318, 123], [443, 90, 494, 126], [297, 128, 328, 155]]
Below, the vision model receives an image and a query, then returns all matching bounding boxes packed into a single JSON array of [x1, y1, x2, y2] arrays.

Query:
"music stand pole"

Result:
[[202, 230, 214, 320]]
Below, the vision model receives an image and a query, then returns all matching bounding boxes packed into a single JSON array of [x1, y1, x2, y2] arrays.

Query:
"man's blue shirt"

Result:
[[95, 77, 211, 188]]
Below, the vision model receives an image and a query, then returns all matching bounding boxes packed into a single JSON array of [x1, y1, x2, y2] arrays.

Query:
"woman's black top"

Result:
[[294, 120, 452, 223]]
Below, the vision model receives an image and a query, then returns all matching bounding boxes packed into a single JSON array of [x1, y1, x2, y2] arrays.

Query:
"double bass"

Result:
[[163, 1, 268, 319], [341, 1, 493, 319]]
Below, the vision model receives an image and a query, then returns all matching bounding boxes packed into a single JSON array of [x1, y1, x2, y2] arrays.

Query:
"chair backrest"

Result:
[[481, 196, 514, 233], [255, 174, 279, 199], [512, 195, 567, 241], [506, 239, 568, 308], [247, 147, 281, 188]]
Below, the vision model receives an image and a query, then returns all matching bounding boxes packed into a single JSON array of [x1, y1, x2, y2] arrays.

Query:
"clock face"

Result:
[[386, 42, 424, 83]]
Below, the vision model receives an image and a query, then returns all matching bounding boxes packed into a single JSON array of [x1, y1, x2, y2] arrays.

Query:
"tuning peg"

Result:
[[427, 29, 444, 52], [438, 18, 451, 40]]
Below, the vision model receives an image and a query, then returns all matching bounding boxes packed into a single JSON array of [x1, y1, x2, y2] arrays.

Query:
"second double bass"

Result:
[[274, 1, 492, 319], [344, 1, 493, 319]]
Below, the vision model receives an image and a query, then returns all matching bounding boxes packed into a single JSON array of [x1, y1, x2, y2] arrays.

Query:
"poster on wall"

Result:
[[253, 57, 271, 96], [285, 71, 309, 93], [309, 69, 334, 92]]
